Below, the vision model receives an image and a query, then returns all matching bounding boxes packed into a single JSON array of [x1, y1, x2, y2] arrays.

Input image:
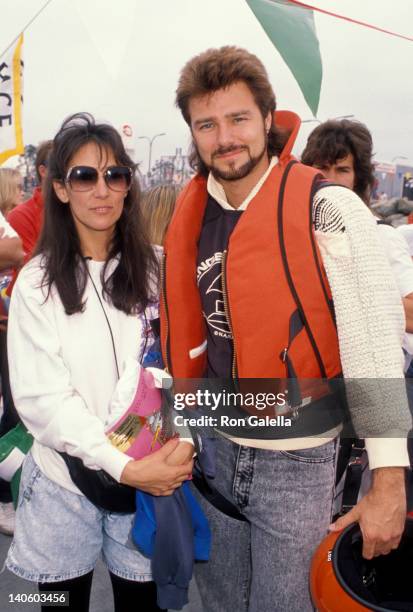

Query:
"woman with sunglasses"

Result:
[[5, 113, 193, 612]]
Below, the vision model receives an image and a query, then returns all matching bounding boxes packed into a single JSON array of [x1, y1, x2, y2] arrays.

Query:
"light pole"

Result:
[[138, 133, 166, 174], [302, 119, 321, 124], [302, 114, 355, 124]]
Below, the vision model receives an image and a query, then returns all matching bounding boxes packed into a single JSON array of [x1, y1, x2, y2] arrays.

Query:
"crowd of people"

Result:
[[0, 45, 412, 612]]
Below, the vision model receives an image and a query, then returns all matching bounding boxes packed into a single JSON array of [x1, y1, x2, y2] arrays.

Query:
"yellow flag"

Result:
[[0, 34, 24, 166]]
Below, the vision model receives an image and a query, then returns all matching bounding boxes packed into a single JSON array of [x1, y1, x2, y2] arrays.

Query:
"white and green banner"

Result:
[[246, 0, 322, 116]]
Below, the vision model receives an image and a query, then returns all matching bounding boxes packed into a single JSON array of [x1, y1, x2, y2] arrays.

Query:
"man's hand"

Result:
[[165, 440, 195, 467], [329, 466, 406, 559], [120, 438, 193, 496]]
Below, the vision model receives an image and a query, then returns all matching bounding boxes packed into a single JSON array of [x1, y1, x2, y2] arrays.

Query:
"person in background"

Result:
[[0, 153, 50, 536], [0, 167, 24, 297], [301, 119, 373, 204], [397, 223, 413, 261], [0, 170, 24, 267], [141, 184, 180, 246], [0, 168, 24, 217], [301, 119, 413, 353], [8, 140, 53, 265], [0, 197, 23, 535], [395, 225, 413, 379]]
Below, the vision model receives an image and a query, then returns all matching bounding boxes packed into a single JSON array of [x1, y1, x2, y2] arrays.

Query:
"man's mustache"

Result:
[[212, 145, 248, 159]]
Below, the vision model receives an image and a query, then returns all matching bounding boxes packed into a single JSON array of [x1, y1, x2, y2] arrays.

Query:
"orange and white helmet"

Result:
[[310, 515, 413, 611]]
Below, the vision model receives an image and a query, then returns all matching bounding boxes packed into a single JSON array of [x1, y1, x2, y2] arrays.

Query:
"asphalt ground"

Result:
[[0, 531, 203, 612]]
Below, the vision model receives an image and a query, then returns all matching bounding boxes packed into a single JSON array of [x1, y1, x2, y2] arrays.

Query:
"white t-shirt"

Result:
[[396, 224, 413, 257], [377, 223, 413, 363], [378, 223, 413, 298]]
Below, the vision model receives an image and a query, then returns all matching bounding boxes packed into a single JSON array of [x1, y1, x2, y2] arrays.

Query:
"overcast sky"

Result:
[[1, 0, 413, 169]]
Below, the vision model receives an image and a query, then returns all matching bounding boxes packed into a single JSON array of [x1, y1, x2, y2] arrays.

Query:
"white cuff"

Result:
[[93, 443, 133, 482], [365, 437, 410, 470]]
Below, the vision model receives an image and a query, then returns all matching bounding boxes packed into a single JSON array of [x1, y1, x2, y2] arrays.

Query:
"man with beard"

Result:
[[160, 46, 411, 611]]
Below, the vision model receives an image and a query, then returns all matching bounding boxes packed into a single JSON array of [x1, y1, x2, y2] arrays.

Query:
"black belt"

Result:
[[192, 462, 247, 522]]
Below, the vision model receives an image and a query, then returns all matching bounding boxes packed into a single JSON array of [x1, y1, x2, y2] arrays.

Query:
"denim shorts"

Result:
[[4, 453, 152, 583]]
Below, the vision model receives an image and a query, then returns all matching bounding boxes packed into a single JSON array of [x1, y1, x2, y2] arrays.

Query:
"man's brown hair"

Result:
[[176, 46, 286, 175], [301, 119, 375, 204], [35, 140, 53, 183]]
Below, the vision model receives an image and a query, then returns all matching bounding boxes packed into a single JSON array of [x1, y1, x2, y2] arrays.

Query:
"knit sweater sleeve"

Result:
[[312, 185, 411, 468]]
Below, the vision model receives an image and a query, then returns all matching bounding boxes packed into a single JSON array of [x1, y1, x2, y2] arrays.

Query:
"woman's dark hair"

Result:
[[35, 112, 158, 315], [301, 119, 376, 204], [175, 46, 287, 176]]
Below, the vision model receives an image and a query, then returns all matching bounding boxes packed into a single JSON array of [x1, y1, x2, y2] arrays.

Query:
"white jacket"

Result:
[[8, 255, 158, 494]]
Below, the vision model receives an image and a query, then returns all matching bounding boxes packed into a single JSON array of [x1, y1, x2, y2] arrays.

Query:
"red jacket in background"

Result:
[[8, 187, 44, 258], [7, 187, 44, 294]]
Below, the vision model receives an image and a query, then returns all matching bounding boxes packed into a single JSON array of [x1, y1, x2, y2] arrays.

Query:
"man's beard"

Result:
[[197, 133, 268, 182]]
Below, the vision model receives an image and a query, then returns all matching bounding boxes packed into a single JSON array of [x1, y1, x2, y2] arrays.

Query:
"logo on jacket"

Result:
[[197, 252, 232, 338]]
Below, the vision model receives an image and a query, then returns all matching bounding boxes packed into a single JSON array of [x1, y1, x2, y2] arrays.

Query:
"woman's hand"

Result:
[[120, 438, 193, 496]]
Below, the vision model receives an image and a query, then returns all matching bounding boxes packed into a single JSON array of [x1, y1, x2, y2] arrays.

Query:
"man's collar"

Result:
[[207, 156, 278, 211]]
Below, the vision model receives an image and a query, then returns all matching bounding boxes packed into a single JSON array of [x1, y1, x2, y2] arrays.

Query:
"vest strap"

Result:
[[192, 464, 247, 522], [280, 309, 305, 409]]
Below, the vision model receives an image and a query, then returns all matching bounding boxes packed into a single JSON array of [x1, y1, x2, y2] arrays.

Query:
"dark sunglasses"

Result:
[[64, 165, 133, 193]]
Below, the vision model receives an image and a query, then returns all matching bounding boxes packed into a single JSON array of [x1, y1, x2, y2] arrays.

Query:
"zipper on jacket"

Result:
[[221, 250, 238, 379], [160, 253, 171, 374]]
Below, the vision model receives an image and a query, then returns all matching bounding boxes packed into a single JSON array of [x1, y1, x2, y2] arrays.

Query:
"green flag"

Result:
[[246, 0, 322, 116]]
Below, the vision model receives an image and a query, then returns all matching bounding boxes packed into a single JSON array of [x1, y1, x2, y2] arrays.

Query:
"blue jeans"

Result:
[[193, 436, 337, 612]]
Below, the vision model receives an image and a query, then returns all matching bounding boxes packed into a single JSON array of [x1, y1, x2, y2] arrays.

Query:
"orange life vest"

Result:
[[160, 111, 342, 383]]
